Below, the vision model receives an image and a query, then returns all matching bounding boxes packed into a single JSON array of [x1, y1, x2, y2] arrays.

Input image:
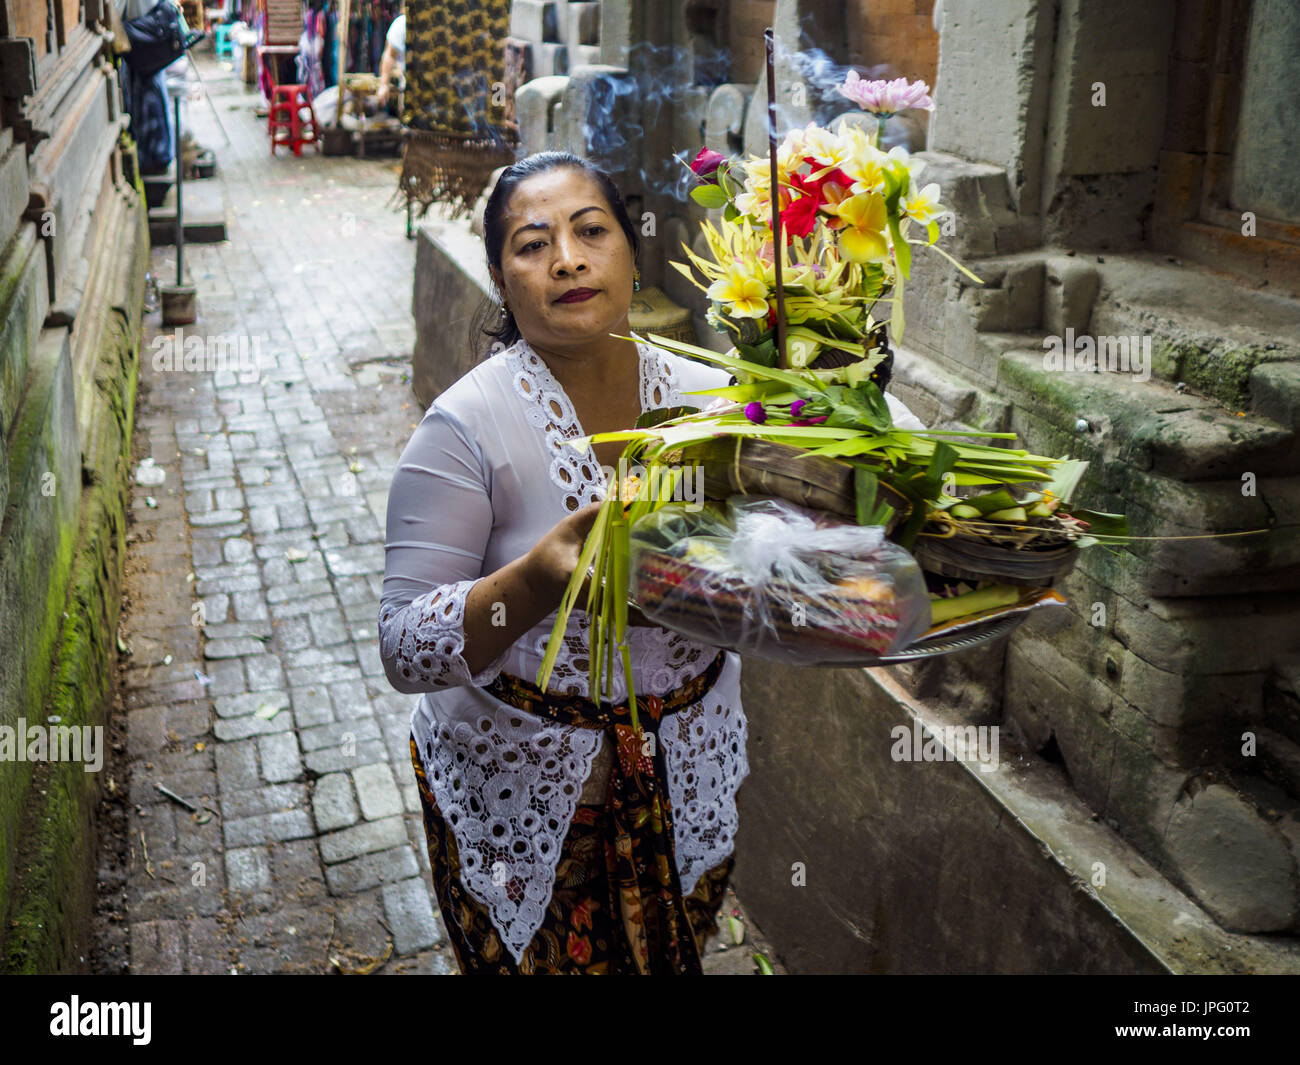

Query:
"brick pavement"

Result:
[[98, 52, 776, 975]]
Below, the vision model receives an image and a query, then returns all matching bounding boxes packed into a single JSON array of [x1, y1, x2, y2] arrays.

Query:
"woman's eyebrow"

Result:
[[510, 206, 608, 242]]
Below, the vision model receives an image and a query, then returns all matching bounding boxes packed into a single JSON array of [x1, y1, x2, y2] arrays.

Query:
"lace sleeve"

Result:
[[379, 405, 510, 694]]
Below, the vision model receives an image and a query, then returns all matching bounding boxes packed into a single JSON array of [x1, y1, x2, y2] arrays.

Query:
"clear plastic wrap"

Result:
[[629, 496, 932, 665]]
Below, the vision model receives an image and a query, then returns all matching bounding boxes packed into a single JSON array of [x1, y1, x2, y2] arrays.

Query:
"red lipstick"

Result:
[[556, 288, 598, 303]]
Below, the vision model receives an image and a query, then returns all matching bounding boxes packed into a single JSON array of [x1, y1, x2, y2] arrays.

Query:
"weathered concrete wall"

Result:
[[886, 0, 1300, 944], [714, 0, 1300, 958], [410, 217, 495, 407], [1229, 0, 1300, 226], [734, 656, 1300, 973], [928, 0, 1055, 216], [0, 12, 149, 970]]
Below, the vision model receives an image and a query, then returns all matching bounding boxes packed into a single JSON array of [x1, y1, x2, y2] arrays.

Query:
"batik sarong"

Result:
[[410, 650, 735, 974]]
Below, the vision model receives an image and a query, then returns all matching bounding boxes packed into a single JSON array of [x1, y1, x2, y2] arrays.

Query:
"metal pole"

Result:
[[174, 92, 184, 287]]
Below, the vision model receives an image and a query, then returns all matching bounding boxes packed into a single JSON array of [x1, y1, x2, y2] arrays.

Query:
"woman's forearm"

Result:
[[460, 550, 563, 677]]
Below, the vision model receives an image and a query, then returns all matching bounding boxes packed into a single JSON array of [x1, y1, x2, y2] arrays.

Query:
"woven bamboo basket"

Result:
[[663, 321, 904, 528], [667, 437, 911, 536], [912, 533, 1078, 587], [807, 320, 894, 390]]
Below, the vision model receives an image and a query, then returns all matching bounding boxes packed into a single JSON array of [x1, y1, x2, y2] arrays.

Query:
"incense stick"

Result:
[[764, 28, 788, 371]]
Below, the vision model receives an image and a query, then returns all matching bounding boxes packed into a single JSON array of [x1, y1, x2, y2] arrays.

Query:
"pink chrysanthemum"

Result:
[[837, 71, 935, 116]]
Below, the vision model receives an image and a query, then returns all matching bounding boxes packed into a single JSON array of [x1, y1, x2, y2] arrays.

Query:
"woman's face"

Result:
[[491, 167, 635, 355]]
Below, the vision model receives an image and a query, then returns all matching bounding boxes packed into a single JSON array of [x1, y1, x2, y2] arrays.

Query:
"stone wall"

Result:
[[0, 1, 148, 971], [506, 0, 603, 81]]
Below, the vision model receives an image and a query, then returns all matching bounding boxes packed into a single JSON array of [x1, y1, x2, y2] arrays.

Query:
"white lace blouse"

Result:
[[378, 337, 924, 963], [378, 338, 749, 963]]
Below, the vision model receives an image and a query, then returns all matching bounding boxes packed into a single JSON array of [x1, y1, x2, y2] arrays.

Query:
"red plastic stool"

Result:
[[268, 84, 320, 156]]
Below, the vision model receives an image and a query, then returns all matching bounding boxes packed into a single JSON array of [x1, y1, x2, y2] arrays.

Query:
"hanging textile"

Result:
[[396, 0, 518, 220], [322, 4, 336, 87], [296, 23, 323, 96]]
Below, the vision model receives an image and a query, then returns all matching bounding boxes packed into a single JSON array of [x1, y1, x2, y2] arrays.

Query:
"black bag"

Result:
[[122, 0, 204, 78]]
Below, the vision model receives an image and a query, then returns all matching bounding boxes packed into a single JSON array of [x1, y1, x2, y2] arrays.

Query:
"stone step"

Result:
[[885, 343, 1299, 596], [913, 245, 1300, 411], [741, 653, 1300, 967], [997, 351, 1299, 596], [1089, 253, 1300, 408], [142, 164, 174, 210], [1253, 729, 1300, 802], [148, 179, 228, 245], [995, 343, 1299, 479]]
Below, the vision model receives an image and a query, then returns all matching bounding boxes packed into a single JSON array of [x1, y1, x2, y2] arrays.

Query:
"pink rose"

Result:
[[689, 147, 726, 182]]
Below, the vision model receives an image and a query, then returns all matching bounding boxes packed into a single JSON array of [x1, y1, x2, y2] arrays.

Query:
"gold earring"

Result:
[[633, 269, 641, 292]]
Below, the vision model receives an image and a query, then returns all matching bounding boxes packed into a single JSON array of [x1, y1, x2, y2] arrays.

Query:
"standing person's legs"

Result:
[[408, 735, 632, 974]]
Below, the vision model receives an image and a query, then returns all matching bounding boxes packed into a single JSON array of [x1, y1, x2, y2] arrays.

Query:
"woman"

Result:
[[379, 152, 750, 974]]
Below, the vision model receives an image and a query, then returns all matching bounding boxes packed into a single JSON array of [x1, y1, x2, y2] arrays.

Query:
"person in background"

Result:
[[115, 0, 213, 176], [375, 8, 404, 112]]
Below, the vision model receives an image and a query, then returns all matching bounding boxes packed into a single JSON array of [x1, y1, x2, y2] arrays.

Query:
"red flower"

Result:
[[689, 147, 726, 182], [780, 169, 842, 241], [567, 931, 593, 965], [782, 190, 820, 240], [802, 159, 854, 193]]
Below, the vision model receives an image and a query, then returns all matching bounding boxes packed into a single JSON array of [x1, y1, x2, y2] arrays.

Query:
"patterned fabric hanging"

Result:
[[396, 0, 519, 220]]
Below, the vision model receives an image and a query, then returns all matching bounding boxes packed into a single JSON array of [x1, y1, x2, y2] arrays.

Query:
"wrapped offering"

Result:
[[629, 497, 931, 665]]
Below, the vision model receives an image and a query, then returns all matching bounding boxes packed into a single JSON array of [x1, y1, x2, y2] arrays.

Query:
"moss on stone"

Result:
[[0, 193, 145, 972], [1178, 342, 1271, 410]]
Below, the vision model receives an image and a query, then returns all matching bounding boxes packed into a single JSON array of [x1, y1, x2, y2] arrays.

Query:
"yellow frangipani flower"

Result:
[[800, 123, 850, 169], [837, 126, 887, 195], [743, 154, 774, 189], [706, 263, 770, 318], [735, 159, 776, 219], [834, 192, 890, 262], [888, 144, 925, 180], [903, 182, 944, 225], [733, 188, 766, 219], [776, 126, 810, 171]]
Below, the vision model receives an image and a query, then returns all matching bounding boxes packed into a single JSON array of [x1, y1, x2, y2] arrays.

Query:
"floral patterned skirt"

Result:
[[409, 736, 734, 974]]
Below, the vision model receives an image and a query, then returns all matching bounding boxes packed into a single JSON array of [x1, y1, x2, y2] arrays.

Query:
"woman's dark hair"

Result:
[[471, 151, 640, 355]]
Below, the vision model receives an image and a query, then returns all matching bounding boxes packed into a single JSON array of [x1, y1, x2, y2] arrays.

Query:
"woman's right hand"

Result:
[[525, 501, 604, 603]]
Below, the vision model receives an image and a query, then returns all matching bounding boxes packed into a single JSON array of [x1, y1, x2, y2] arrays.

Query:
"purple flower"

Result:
[[689, 147, 726, 183], [744, 401, 768, 424], [790, 399, 809, 417], [837, 72, 935, 117]]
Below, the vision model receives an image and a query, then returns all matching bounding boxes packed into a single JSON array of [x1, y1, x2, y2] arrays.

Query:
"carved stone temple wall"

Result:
[[0, 0, 149, 971]]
